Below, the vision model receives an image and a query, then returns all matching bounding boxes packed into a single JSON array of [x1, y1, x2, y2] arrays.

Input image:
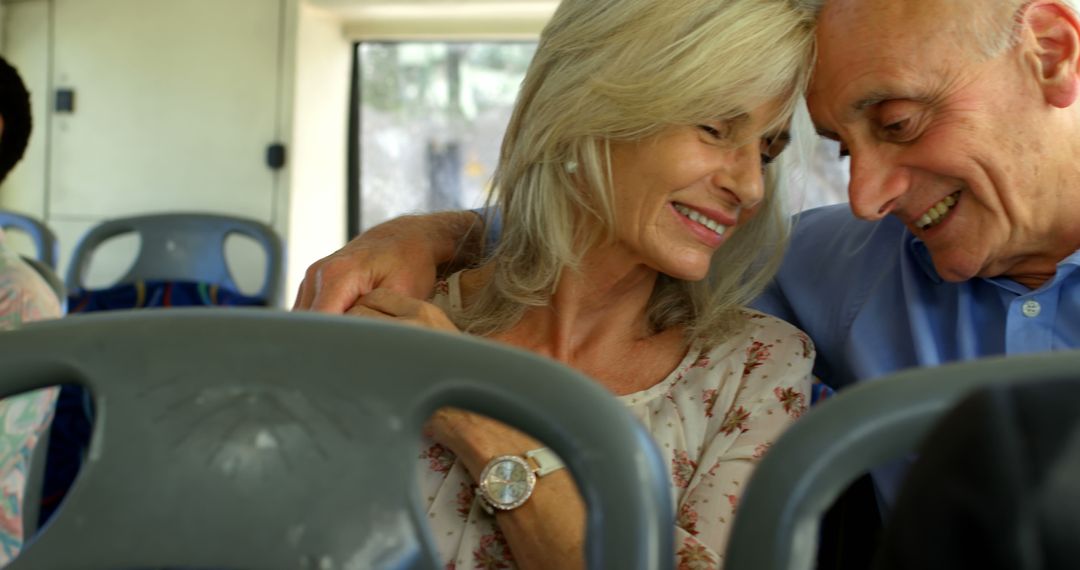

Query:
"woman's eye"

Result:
[[760, 154, 774, 172], [760, 133, 790, 167], [698, 124, 729, 140]]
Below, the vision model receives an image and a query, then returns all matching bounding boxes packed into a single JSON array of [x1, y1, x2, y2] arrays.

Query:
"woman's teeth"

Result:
[[675, 204, 727, 236], [916, 192, 959, 230]]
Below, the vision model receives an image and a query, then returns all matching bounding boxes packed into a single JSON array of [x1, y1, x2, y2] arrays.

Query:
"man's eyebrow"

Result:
[[854, 90, 933, 112], [813, 90, 929, 140], [853, 92, 892, 112], [814, 90, 912, 138]]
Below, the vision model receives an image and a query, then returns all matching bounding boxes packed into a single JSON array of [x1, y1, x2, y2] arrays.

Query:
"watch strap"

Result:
[[524, 447, 564, 477]]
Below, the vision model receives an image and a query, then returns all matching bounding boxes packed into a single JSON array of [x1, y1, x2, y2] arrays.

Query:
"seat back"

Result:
[[4, 309, 673, 570], [0, 210, 58, 268], [64, 213, 283, 304], [725, 351, 1080, 570]]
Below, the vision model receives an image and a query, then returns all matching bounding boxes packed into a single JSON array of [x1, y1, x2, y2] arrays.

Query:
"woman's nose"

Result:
[[716, 142, 765, 209]]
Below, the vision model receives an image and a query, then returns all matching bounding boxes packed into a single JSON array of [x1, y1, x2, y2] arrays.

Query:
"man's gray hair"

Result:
[[792, 0, 826, 15], [974, 0, 1080, 57], [801, 0, 1080, 59]]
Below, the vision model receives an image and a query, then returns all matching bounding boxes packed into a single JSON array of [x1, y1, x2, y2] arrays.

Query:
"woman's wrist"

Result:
[[430, 408, 542, 481]]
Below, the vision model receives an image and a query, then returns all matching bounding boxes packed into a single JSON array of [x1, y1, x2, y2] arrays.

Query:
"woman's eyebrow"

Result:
[[767, 131, 792, 144], [713, 111, 750, 126], [814, 128, 840, 142]]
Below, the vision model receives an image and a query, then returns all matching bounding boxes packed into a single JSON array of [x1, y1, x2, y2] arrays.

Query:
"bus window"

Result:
[[355, 42, 537, 233]]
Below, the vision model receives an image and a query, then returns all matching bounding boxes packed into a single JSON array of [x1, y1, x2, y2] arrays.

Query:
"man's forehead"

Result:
[[819, 0, 938, 27], [817, 0, 969, 50], [809, 0, 951, 120]]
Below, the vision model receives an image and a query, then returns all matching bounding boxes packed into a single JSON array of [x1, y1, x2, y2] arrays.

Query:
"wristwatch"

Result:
[[476, 447, 565, 514]]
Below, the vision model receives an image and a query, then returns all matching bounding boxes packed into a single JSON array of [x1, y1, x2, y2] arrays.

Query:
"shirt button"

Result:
[[1021, 300, 1042, 318]]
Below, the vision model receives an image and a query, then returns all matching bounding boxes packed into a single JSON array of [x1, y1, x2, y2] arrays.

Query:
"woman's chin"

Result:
[[659, 263, 711, 282]]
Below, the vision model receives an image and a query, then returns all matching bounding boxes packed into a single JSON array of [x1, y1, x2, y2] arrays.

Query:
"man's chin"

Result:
[[929, 253, 983, 283]]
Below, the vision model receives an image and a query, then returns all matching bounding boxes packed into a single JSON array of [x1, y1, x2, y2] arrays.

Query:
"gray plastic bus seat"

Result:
[[725, 351, 1080, 570], [64, 213, 283, 305], [22, 421, 50, 540], [0, 209, 58, 269], [2, 308, 673, 570]]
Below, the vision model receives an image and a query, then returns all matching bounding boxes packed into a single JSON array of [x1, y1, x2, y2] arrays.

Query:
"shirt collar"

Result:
[[1048, 248, 1080, 286], [1059, 248, 1080, 269], [906, 233, 944, 284]]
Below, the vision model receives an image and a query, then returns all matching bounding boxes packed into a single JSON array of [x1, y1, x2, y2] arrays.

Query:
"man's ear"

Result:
[[1024, 1, 1080, 108]]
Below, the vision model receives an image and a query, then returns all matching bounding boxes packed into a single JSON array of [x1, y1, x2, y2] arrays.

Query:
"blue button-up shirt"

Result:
[[752, 203, 1080, 505]]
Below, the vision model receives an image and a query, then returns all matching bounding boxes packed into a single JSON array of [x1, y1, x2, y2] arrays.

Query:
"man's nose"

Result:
[[847, 145, 908, 221]]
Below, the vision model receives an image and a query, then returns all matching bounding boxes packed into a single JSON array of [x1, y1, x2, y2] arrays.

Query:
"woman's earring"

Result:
[[565, 161, 578, 174]]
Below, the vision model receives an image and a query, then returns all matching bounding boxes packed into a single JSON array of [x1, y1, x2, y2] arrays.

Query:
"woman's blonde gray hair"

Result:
[[456, 0, 817, 344]]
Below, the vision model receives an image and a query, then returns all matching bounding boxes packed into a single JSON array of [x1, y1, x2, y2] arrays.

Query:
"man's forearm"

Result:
[[422, 210, 486, 274], [294, 209, 488, 312]]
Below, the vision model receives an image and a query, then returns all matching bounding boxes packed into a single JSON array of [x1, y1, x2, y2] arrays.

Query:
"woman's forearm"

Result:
[[432, 409, 586, 569], [493, 470, 586, 570]]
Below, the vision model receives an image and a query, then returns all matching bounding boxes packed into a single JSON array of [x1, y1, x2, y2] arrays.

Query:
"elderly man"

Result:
[[296, 0, 1080, 504]]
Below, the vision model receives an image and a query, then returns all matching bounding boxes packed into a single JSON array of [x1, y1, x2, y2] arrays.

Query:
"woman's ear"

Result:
[[1024, 1, 1080, 108]]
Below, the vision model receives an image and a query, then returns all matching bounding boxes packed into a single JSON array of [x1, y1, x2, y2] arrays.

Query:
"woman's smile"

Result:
[[671, 202, 739, 248]]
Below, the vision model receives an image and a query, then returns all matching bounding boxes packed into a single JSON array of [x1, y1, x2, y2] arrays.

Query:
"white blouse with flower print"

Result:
[[0, 229, 62, 564], [417, 272, 814, 570]]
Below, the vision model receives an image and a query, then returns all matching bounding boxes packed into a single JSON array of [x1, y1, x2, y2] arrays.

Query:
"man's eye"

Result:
[[881, 118, 914, 139]]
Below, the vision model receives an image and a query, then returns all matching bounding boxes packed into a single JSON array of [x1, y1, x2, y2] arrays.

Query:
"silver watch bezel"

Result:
[[477, 454, 538, 512]]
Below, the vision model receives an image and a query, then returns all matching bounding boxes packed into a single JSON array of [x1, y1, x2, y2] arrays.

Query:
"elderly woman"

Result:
[[345, 0, 817, 567]]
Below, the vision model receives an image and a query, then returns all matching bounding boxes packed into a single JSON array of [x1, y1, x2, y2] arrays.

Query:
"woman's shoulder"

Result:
[[699, 308, 814, 361], [430, 272, 463, 313], [0, 249, 62, 330], [681, 308, 814, 397], [673, 309, 813, 393], [740, 308, 813, 345]]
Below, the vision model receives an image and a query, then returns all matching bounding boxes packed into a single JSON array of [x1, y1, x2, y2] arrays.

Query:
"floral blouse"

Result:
[[417, 272, 814, 569], [0, 229, 62, 564]]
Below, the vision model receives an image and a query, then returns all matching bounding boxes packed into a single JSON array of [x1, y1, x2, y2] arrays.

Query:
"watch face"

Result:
[[480, 455, 536, 510]]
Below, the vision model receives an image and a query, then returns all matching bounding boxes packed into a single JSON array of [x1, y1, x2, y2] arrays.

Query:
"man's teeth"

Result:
[[674, 204, 727, 236], [916, 192, 959, 230]]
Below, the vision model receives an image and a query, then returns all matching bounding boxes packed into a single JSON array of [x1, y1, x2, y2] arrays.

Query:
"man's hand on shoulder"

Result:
[[292, 211, 483, 314]]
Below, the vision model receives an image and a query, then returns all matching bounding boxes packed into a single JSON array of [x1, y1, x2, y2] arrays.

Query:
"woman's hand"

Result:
[[346, 287, 459, 333]]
